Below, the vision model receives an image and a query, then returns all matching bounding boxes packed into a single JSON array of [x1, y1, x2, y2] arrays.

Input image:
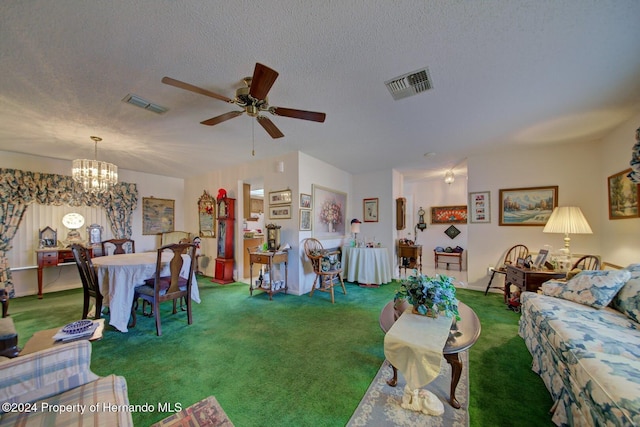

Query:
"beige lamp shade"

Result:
[[543, 206, 592, 251]]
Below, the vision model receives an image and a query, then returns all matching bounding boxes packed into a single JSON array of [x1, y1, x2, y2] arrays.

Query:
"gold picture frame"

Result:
[[142, 197, 175, 235], [198, 190, 216, 237], [608, 168, 639, 219]]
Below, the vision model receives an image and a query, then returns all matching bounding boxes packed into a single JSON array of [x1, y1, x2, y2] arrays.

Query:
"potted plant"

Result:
[[395, 272, 460, 319]]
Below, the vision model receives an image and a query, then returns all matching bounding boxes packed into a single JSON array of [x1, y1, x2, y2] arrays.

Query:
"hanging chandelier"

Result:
[[72, 136, 118, 194], [444, 170, 455, 185]]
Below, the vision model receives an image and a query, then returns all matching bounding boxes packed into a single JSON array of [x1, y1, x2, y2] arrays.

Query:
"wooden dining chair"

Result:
[[70, 244, 103, 320], [571, 255, 601, 271], [379, 299, 411, 387], [132, 243, 196, 336], [101, 238, 135, 255], [303, 238, 346, 303], [484, 244, 529, 295]]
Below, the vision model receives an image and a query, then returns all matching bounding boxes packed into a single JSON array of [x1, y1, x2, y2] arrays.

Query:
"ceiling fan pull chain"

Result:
[[252, 120, 255, 156]]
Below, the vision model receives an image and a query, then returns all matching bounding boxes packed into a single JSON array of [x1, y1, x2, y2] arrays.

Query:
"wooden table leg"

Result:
[[444, 352, 463, 409], [386, 363, 398, 387]]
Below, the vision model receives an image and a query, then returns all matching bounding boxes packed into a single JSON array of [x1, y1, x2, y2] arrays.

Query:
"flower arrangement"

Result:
[[395, 272, 460, 319], [319, 199, 342, 225]]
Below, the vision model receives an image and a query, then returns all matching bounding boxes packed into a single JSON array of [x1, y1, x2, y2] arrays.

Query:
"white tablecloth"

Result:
[[383, 310, 453, 390], [342, 247, 392, 285], [93, 252, 200, 332]]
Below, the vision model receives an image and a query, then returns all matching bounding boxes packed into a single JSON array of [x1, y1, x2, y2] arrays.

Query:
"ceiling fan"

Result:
[[162, 63, 326, 139]]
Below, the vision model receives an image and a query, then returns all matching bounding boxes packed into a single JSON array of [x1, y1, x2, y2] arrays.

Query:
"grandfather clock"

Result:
[[212, 197, 235, 284]]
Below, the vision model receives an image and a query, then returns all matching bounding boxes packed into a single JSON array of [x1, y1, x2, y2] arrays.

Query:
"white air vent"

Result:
[[122, 94, 168, 114], [385, 67, 433, 100]]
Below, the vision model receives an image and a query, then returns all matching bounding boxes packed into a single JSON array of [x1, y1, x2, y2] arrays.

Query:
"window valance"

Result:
[[0, 168, 138, 297]]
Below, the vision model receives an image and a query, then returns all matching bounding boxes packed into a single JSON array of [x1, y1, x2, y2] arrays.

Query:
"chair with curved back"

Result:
[[101, 238, 135, 255], [571, 255, 601, 271], [303, 238, 346, 303], [161, 231, 191, 246], [70, 244, 103, 320], [132, 243, 196, 336], [484, 244, 529, 295]]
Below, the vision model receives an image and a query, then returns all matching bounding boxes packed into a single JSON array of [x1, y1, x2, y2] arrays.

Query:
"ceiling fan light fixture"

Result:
[[72, 136, 118, 194]]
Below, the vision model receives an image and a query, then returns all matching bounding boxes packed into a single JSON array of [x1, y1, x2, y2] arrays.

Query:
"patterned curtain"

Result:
[[0, 168, 138, 297]]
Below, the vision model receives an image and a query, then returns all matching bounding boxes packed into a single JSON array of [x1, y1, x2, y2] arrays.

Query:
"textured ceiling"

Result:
[[1, 1, 640, 181]]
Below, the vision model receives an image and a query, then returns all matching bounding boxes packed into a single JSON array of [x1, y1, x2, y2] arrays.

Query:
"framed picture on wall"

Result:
[[431, 205, 468, 224], [363, 198, 378, 222], [269, 205, 292, 219], [300, 193, 312, 209], [312, 184, 347, 238], [469, 191, 490, 223], [299, 209, 312, 231], [498, 186, 558, 226], [142, 197, 175, 234], [269, 189, 292, 206], [608, 168, 640, 219]]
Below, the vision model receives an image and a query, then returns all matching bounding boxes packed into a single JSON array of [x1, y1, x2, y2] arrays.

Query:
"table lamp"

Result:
[[542, 206, 592, 253], [351, 218, 361, 246]]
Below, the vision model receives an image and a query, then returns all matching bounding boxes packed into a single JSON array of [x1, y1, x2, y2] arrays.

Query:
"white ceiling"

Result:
[[1, 1, 640, 182]]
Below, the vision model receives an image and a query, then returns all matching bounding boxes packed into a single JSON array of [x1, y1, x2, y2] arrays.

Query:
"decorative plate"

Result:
[[62, 319, 93, 335], [444, 225, 461, 239]]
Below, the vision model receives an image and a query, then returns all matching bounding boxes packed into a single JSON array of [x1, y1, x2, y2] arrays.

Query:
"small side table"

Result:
[[504, 265, 565, 302], [20, 319, 105, 356], [398, 244, 422, 276]]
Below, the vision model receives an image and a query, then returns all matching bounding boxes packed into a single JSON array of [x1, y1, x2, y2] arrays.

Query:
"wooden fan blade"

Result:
[[162, 76, 233, 103], [200, 111, 243, 126], [271, 107, 326, 123], [249, 63, 279, 100], [257, 116, 284, 139]]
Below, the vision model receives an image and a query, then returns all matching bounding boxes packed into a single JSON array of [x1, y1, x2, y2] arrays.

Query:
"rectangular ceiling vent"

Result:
[[122, 94, 168, 114], [385, 67, 433, 101]]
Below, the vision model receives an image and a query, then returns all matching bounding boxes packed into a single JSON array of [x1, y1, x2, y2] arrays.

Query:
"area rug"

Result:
[[151, 395, 234, 427], [347, 352, 469, 427]]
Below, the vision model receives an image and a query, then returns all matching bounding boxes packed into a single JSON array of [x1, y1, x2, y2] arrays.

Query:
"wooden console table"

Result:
[[434, 250, 463, 271], [249, 251, 288, 300], [504, 265, 565, 302], [36, 248, 93, 299], [398, 244, 422, 276]]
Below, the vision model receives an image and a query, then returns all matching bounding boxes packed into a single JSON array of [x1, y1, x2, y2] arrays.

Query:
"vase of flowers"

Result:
[[394, 272, 460, 319], [320, 199, 342, 232]]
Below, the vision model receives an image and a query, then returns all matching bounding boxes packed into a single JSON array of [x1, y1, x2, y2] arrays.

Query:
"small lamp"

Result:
[[351, 218, 361, 245], [543, 206, 593, 253]]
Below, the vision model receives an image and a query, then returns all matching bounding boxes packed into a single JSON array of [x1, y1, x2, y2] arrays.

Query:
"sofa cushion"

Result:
[[0, 374, 132, 426], [541, 269, 631, 308], [611, 264, 640, 324]]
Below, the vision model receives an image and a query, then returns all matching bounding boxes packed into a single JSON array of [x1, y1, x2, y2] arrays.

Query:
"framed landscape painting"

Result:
[[142, 197, 175, 234], [608, 168, 639, 219], [499, 186, 558, 226]]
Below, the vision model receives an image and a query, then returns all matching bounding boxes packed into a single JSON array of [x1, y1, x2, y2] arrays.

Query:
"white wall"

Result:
[[1, 151, 185, 296], [600, 114, 640, 266], [465, 115, 640, 290], [404, 173, 469, 270]]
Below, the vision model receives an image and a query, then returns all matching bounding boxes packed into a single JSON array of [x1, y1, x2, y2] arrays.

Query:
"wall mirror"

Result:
[[198, 190, 216, 237]]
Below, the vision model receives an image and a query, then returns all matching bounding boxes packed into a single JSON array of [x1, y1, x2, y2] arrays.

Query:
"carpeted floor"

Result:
[[347, 352, 469, 427]]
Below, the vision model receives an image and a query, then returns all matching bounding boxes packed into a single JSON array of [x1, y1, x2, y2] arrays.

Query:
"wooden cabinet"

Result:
[[36, 248, 93, 299], [212, 197, 235, 284], [398, 243, 422, 276]]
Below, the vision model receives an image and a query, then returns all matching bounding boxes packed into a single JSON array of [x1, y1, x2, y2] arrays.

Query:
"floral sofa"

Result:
[[0, 340, 132, 426], [519, 264, 640, 426]]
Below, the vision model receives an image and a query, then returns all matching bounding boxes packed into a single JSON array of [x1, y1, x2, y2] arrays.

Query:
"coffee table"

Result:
[[20, 319, 105, 356], [384, 302, 481, 409]]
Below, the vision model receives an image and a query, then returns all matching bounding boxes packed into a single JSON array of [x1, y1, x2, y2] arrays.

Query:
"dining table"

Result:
[[92, 252, 200, 332]]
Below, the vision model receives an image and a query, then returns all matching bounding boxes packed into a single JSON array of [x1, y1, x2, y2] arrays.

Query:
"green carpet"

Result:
[[7, 277, 553, 426]]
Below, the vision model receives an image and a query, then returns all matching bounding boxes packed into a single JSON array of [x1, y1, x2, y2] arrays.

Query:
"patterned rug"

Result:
[[347, 352, 469, 427], [151, 396, 234, 427]]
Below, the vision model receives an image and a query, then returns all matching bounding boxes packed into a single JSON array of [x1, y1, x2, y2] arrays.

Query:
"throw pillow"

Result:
[[611, 264, 640, 323], [546, 269, 631, 309]]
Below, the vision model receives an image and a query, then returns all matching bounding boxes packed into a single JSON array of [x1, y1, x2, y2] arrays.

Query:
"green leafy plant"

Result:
[[395, 272, 460, 319]]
